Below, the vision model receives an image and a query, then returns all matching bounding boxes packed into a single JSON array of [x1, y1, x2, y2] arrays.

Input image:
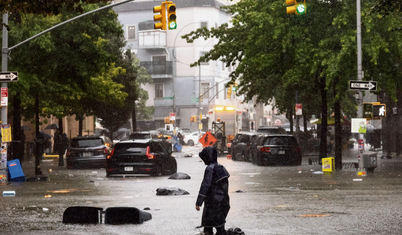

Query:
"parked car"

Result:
[[252, 134, 302, 166], [99, 135, 114, 149], [179, 128, 191, 136], [129, 132, 152, 140], [257, 126, 287, 134], [184, 131, 205, 146], [106, 139, 177, 177], [66, 136, 110, 169], [231, 132, 260, 162]]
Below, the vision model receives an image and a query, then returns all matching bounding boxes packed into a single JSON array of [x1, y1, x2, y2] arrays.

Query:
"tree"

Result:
[[0, 0, 109, 15]]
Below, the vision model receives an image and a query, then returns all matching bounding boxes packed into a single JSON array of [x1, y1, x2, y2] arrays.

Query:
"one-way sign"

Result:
[[0, 72, 18, 82], [349, 80, 377, 91]]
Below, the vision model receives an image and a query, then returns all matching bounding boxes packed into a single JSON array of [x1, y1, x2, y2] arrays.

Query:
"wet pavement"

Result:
[[1, 145, 402, 234]]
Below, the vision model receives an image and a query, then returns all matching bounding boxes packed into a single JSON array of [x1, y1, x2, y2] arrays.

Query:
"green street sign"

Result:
[[163, 97, 173, 100], [191, 97, 199, 103]]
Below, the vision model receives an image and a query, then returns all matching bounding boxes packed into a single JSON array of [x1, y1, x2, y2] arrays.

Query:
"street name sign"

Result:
[[0, 72, 18, 82], [349, 80, 377, 91]]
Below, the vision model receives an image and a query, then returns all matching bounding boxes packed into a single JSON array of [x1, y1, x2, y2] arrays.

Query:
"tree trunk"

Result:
[[396, 88, 402, 157], [303, 114, 308, 132], [288, 107, 294, 133], [58, 118, 64, 166], [12, 92, 22, 162], [78, 117, 83, 136], [132, 108, 137, 132], [333, 80, 342, 170], [319, 76, 328, 162], [35, 95, 42, 175]]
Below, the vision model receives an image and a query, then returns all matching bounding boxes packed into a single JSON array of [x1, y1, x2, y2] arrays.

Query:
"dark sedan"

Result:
[[252, 134, 302, 166], [106, 139, 177, 177], [66, 136, 110, 169]]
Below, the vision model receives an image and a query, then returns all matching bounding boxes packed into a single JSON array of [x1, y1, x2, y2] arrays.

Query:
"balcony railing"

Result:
[[139, 30, 166, 48], [140, 61, 173, 75]]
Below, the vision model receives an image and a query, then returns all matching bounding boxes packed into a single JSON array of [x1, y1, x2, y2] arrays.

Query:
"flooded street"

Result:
[[1, 146, 402, 234]]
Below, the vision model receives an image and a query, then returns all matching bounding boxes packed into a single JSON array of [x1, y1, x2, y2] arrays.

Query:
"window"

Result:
[[201, 83, 210, 99], [200, 21, 208, 29], [128, 26, 136, 40], [200, 51, 209, 65], [155, 84, 163, 98], [216, 82, 219, 99], [152, 55, 166, 63]]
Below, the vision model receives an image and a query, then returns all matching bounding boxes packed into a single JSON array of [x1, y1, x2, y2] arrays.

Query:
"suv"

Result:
[[129, 132, 152, 140], [252, 134, 302, 166], [66, 136, 110, 169], [257, 126, 287, 134], [231, 132, 260, 162], [106, 139, 177, 177]]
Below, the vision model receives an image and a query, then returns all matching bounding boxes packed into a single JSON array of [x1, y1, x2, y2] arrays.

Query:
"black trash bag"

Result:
[[226, 227, 245, 235]]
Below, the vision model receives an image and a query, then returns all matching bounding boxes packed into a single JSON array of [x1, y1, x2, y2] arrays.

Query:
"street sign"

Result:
[[295, 103, 302, 115], [169, 112, 175, 121], [199, 131, 217, 148], [191, 97, 199, 103], [163, 97, 173, 100], [351, 118, 366, 133], [1, 88, 8, 106], [0, 72, 18, 82], [349, 80, 377, 91]]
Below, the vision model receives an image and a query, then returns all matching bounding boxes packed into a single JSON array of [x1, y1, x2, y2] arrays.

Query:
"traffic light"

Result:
[[164, 116, 170, 124], [232, 82, 238, 92], [286, 0, 306, 15], [200, 95, 203, 102], [153, 4, 166, 30], [227, 86, 232, 98], [167, 3, 177, 30]]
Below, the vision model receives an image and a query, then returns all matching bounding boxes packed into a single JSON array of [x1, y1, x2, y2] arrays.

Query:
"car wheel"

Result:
[[188, 140, 194, 146], [152, 164, 163, 177], [170, 158, 177, 174], [254, 155, 263, 166]]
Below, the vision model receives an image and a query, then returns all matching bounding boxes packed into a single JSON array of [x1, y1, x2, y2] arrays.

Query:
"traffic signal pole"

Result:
[[1, 13, 8, 176]]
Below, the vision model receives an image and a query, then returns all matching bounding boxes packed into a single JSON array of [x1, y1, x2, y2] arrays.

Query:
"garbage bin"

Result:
[[359, 152, 377, 172]]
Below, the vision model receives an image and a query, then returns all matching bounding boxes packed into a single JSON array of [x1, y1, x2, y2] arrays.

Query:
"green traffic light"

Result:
[[296, 4, 306, 14]]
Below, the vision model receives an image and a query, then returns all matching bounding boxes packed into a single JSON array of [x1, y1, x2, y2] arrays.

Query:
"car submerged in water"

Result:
[[106, 139, 177, 177], [252, 134, 302, 166], [66, 136, 110, 169]]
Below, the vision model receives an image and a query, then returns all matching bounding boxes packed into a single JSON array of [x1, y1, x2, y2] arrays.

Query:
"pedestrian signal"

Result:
[[190, 115, 197, 122], [373, 104, 386, 119]]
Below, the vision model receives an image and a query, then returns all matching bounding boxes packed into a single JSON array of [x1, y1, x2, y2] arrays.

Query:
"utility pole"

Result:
[[198, 63, 201, 136], [0, 13, 8, 177]]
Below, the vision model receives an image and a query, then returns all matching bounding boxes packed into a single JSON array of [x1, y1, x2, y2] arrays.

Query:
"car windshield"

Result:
[[130, 133, 151, 139], [263, 136, 296, 146], [71, 139, 104, 148], [114, 143, 148, 154]]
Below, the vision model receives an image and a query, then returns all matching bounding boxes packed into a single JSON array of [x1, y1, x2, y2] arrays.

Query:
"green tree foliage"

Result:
[[0, 0, 109, 15], [182, 0, 402, 162]]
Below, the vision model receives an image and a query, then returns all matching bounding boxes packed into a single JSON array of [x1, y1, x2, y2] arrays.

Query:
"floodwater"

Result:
[[1, 146, 402, 234]]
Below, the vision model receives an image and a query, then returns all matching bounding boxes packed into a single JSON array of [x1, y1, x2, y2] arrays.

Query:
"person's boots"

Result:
[[203, 227, 213, 235], [216, 225, 226, 235]]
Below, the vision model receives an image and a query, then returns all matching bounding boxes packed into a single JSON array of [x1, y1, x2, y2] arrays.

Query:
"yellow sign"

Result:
[[200, 113, 202, 120], [322, 157, 335, 173], [199, 124, 203, 130], [1, 124, 12, 143]]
